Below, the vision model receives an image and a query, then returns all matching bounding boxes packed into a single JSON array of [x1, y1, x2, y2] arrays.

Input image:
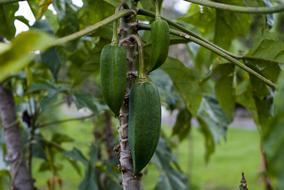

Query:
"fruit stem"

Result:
[[129, 35, 145, 79], [112, 8, 120, 45], [155, 0, 161, 19], [53, 10, 134, 46], [184, 0, 284, 14]]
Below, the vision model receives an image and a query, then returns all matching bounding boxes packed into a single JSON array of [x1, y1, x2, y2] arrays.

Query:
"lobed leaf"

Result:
[[0, 30, 54, 82]]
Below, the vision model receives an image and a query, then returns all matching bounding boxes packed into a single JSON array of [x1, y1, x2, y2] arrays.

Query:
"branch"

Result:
[[184, 0, 284, 14], [52, 9, 135, 46], [38, 114, 96, 128], [0, 0, 25, 4], [137, 23, 276, 88], [172, 30, 276, 88], [137, 9, 240, 59], [128, 35, 145, 78]]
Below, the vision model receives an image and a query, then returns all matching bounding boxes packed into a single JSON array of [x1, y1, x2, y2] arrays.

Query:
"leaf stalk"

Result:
[[184, 0, 284, 14]]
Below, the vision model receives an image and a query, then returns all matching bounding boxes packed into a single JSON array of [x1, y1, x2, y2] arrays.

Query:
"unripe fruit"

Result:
[[128, 79, 161, 173], [149, 19, 170, 71], [100, 44, 127, 115]]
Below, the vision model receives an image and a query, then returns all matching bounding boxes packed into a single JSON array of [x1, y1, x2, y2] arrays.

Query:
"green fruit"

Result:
[[100, 44, 127, 115], [128, 79, 161, 174], [149, 19, 170, 71]]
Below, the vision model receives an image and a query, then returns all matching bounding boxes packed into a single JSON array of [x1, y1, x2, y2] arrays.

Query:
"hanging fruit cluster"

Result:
[[100, 0, 169, 174]]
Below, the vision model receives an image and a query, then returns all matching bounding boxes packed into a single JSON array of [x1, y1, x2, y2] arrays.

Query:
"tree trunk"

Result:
[[0, 85, 34, 190], [118, 1, 142, 189], [260, 147, 273, 190]]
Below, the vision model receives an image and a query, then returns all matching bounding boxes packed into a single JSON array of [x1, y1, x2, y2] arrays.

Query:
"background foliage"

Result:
[[1, 0, 284, 189]]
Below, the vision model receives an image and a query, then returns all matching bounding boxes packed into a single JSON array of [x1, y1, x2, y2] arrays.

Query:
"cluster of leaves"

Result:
[[0, 0, 284, 189], [0, 0, 188, 189]]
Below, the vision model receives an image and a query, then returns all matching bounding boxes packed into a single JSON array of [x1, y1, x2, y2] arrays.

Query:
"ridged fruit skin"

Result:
[[149, 19, 170, 71], [100, 44, 127, 115], [128, 80, 161, 174]]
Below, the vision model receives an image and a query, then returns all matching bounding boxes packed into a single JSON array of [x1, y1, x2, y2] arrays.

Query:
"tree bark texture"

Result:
[[260, 148, 273, 190], [118, 1, 142, 189], [0, 85, 34, 190]]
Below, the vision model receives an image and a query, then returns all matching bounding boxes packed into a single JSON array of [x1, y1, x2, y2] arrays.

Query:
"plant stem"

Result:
[[0, 0, 25, 4], [112, 6, 122, 45], [137, 9, 240, 59], [129, 35, 145, 79], [118, 1, 142, 190], [184, 0, 284, 14], [112, 19, 119, 45], [171, 30, 276, 88], [53, 10, 134, 46], [137, 22, 276, 89], [38, 114, 96, 128], [155, 0, 160, 19]]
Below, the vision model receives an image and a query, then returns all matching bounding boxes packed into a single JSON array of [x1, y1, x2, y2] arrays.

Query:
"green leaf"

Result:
[[248, 32, 284, 64], [32, 134, 47, 160], [44, 9, 59, 32], [78, 0, 114, 28], [53, 0, 80, 37], [150, 70, 184, 111], [153, 140, 189, 190], [238, 59, 280, 128], [263, 70, 284, 189], [52, 133, 74, 144], [64, 148, 88, 166], [247, 59, 280, 97], [140, 0, 155, 12], [0, 30, 54, 82], [79, 164, 98, 190], [67, 38, 103, 85], [79, 144, 98, 190], [246, 57, 284, 82], [28, 0, 53, 20], [197, 96, 231, 161], [41, 47, 62, 80], [212, 64, 235, 119], [73, 91, 99, 113], [67, 159, 82, 176], [249, 60, 279, 127], [172, 108, 192, 141], [15, 16, 30, 27], [213, 0, 253, 49], [161, 57, 202, 115], [0, 3, 19, 39], [178, 5, 215, 36], [179, 1, 260, 49], [236, 80, 258, 121]]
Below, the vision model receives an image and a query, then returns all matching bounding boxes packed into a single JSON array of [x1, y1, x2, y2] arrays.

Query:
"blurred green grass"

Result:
[[33, 120, 263, 190], [144, 127, 263, 190], [179, 127, 262, 190]]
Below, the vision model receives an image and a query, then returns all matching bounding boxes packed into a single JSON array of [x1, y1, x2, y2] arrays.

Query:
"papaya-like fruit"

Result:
[[149, 19, 170, 71], [128, 79, 161, 174], [100, 44, 127, 115]]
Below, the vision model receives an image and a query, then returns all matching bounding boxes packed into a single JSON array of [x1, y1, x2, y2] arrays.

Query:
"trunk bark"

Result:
[[0, 85, 34, 190], [260, 148, 273, 190], [118, 1, 142, 189]]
